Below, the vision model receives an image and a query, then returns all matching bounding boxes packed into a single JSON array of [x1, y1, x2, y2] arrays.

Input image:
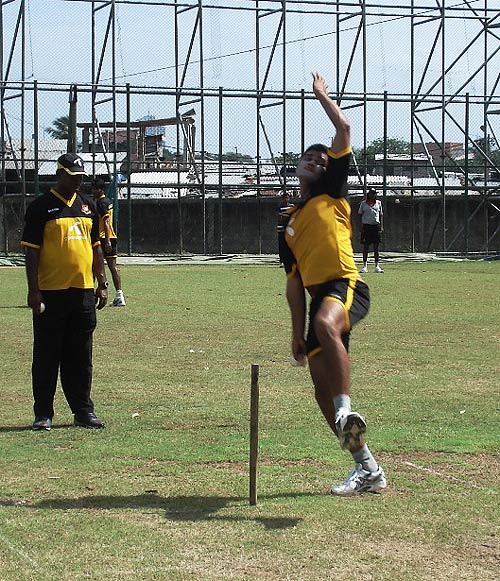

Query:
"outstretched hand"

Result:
[[312, 72, 329, 98]]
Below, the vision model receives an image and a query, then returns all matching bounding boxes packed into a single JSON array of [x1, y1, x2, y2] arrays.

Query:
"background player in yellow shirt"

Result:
[[91, 178, 126, 306], [22, 154, 108, 431], [280, 73, 386, 496]]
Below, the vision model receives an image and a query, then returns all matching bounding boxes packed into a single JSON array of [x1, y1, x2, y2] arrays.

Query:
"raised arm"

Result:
[[312, 72, 350, 154]]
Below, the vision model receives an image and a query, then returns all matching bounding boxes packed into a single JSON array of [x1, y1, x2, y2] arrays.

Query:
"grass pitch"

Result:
[[0, 260, 498, 580]]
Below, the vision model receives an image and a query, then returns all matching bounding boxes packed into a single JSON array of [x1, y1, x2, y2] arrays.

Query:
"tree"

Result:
[[353, 137, 411, 162], [276, 152, 301, 165], [220, 151, 254, 163], [45, 115, 70, 139]]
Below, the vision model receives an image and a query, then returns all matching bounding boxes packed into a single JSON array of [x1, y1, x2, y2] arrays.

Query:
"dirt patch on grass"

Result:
[[137, 452, 499, 489], [383, 451, 499, 490]]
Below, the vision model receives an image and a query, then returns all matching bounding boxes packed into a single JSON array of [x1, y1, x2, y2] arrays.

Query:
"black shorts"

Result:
[[306, 278, 370, 357], [361, 224, 382, 245], [100, 238, 118, 259]]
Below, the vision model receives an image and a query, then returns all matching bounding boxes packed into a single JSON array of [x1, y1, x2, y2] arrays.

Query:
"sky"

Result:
[[3, 0, 499, 158]]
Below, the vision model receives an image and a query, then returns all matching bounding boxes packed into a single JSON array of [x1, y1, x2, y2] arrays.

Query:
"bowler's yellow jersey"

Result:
[[283, 147, 359, 287]]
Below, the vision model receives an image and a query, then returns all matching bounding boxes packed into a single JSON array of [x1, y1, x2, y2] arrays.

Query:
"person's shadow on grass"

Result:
[[32, 492, 312, 530]]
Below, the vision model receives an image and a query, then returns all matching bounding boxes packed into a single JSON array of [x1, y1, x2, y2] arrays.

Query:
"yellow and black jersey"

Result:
[[21, 188, 100, 290], [95, 193, 117, 240], [281, 147, 359, 287]]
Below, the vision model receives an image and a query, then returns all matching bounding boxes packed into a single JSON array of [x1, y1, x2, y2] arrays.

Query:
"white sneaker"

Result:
[[359, 266, 368, 273], [330, 464, 387, 496], [111, 293, 126, 307], [374, 265, 384, 273], [335, 411, 367, 451]]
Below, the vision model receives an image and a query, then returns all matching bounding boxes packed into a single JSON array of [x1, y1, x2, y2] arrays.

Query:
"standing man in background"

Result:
[[358, 188, 384, 273], [91, 177, 126, 306], [22, 153, 108, 430]]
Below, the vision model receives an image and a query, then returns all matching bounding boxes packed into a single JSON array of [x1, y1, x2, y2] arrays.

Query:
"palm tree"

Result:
[[45, 115, 70, 139]]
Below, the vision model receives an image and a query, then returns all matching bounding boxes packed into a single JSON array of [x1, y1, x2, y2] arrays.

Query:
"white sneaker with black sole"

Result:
[[335, 411, 367, 451], [111, 293, 126, 307], [330, 464, 387, 496]]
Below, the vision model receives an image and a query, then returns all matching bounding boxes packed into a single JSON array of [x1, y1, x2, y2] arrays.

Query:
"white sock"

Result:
[[352, 444, 378, 472], [333, 394, 351, 420]]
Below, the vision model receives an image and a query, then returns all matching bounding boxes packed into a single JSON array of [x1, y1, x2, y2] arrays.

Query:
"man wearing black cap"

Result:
[[21, 153, 108, 430]]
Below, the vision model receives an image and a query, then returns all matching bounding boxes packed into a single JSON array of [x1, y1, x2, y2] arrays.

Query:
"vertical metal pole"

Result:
[[441, 4, 446, 251], [111, 0, 117, 181], [126, 83, 132, 255], [91, 1, 96, 166], [282, 0, 287, 201], [33, 80, 39, 196], [174, 0, 183, 254], [0, 2, 4, 254], [300, 88, 305, 156], [199, 0, 206, 254], [255, 0, 261, 202], [255, 1, 261, 255], [464, 93, 469, 255], [249, 363, 260, 506], [362, 1, 367, 194], [20, 0, 26, 216], [483, 0, 489, 252], [410, 0, 415, 252], [383, 91, 387, 251], [335, 0, 340, 95], [218, 86, 223, 254]]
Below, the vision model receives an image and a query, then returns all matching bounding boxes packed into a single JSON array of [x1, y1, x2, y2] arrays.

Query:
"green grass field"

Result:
[[0, 261, 498, 580]]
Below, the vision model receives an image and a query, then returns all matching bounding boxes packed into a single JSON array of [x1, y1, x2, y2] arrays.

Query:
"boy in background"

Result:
[[91, 178, 126, 306], [358, 188, 384, 273]]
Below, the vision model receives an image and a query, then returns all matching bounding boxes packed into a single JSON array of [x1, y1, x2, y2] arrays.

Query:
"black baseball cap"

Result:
[[56, 153, 87, 176]]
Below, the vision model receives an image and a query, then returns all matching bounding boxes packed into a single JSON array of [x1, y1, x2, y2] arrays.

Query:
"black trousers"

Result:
[[32, 288, 97, 419]]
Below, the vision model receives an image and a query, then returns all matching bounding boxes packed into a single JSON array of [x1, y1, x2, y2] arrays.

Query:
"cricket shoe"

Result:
[[330, 464, 387, 496], [111, 293, 126, 307], [32, 416, 52, 431], [74, 413, 105, 429], [335, 411, 367, 451], [359, 266, 368, 273], [374, 265, 384, 273]]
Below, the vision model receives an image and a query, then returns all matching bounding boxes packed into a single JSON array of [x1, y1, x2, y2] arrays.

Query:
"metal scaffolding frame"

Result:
[[1, 0, 500, 255]]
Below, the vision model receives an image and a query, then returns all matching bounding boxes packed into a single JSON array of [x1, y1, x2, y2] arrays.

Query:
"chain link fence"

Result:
[[2, 1, 500, 255]]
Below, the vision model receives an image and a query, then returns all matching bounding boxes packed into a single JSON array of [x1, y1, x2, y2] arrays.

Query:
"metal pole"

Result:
[[410, 0, 415, 252], [126, 83, 132, 255], [383, 90, 388, 251], [20, 0, 26, 217], [300, 88, 305, 156], [111, 0, 117, 182], [174, 0, 183, 254], [464, 93, 469, 255], [33, 80, 39, 196], [441, 3, 446, 251], [198, 0, 206, 254], [218, 86, 223, 255], [483, 0, 489, 252]]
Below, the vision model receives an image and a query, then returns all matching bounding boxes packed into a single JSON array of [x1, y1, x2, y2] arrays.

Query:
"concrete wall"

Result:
[[3, 194, 500, 255], [117, 195, 500, 255]]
